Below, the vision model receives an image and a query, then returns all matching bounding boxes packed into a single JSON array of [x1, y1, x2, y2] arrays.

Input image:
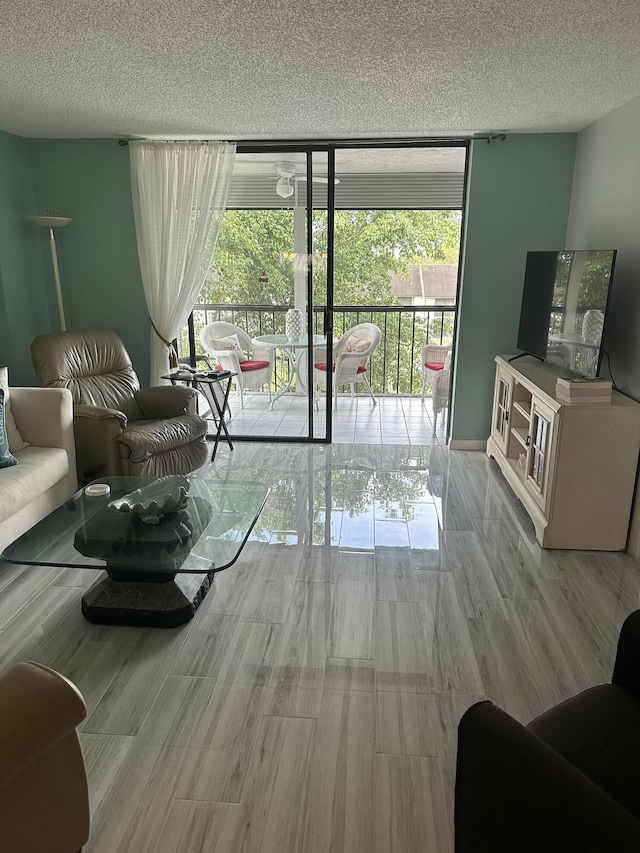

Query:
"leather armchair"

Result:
[[0, 661, 90, 852], [31, 329, 209, 482], [454, 610, 640, 852]]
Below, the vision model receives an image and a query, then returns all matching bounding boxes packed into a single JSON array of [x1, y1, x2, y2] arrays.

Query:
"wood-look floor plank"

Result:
[[330, 553, 375, 658], [79, 732, 135, 817], [83, 627, 190, 736], [504, 598, 586, 709], [430, 572, 485, 695], [376, 691, 439, 757], [375, 754, 452, 853], [136, 675, 218, 746], [0, 565, 67, 630], [175, 620, 281, 803], [240, 715, 316, 853], [84, 744, 188, 853], [239, 542, 300, 623], [471, 517, 543, 602], [442, 530, 510, 619], [376, 546, 423, 602], [170, 611, 239, 677], [375, 598, 435, 693], [303, 688, 375, 853], [264, 581, 332, 718], [324, 657, 376, 692], [152, 801, 251, 853], [467, 616, 545, 723], [0, 585, 79, 670]]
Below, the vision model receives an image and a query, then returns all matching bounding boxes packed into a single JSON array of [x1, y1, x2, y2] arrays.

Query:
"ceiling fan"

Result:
[[271, 161, 339, 198]]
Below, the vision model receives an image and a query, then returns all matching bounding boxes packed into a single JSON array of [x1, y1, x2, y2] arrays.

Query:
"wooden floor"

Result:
[[1, 442, 639, 852]]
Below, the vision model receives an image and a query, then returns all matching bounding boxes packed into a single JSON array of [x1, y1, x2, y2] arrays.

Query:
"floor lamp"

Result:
[[29, 209, 72, 331]]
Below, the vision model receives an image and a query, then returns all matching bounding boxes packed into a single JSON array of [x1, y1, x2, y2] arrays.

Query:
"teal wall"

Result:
[[0, 131, 48, 384], [451, 134, 576, 442], [0, 131, 577, 408], [27, 139, 150, 382]]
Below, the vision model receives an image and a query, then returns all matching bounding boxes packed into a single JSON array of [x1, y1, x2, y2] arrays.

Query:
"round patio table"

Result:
[[254, 333, 326, 401]]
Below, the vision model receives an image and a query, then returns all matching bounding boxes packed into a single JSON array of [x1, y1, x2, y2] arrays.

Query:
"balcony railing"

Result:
[[179, 303, 456, 396]]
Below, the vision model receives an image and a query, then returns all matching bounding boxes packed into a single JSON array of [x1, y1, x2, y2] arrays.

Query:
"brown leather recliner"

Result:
[[0, 661, 90, 852], [31, 329, 209, 482], [454, 610, 640, 852]]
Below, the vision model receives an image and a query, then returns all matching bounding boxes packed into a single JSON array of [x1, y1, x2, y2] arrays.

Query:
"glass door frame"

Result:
[[201, 142, 336, 445], [185, 138, 469, 445]]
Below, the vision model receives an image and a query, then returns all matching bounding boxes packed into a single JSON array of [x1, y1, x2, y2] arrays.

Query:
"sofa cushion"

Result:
[[314, 362, 367, 374], [239, 360, 270, 371], [0, 446, 70, 524], [0, 367, 29, 452]]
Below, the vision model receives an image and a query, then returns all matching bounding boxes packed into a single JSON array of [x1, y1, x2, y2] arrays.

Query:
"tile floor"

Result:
[[203, 391, 448, 444], [1, 442, 638, 852]]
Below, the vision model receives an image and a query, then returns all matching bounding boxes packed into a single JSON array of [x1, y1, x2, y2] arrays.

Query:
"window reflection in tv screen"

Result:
[[517, 249, 616, 378]]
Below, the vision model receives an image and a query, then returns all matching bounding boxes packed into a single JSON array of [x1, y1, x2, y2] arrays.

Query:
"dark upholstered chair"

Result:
[[454, 610, 640, 852], [31, 329, 208, 482], [0, 661, 90, 852]]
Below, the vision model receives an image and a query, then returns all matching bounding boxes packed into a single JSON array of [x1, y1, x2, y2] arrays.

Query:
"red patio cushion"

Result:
[[424, 361, 445, 371], [239, 359, 270, 371], [314, 362, 366, 374]]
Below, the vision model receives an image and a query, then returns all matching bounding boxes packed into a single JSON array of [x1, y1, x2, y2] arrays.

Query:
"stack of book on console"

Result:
[[555, 377, 612, 404]]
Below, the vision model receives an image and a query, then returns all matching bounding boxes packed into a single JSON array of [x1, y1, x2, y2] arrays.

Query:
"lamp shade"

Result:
[[29, 215, 72, 228]]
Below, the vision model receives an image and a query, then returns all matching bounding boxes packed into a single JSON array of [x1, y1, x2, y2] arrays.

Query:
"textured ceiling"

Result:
[[3, 0, 640, 141]]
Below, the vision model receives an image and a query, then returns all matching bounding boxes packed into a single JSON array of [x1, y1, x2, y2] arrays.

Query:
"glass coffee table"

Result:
[[0, 475, 269, 628]]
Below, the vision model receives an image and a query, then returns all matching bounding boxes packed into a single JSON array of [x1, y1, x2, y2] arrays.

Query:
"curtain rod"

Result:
[[118, 134, 506, 147]]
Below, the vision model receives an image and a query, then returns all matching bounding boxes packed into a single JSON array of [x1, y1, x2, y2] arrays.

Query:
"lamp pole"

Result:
[[29, 212, 72, 331]]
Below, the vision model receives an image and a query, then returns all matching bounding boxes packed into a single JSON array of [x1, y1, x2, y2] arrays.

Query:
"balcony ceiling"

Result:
[[3, 0, 640, 146]]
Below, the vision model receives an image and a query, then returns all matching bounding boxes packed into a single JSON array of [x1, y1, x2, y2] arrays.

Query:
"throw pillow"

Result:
[[0, 367, 29, 452], [343, 335, 369, 354], [212, 334, 247, 362], [0, 389, 18, 468]]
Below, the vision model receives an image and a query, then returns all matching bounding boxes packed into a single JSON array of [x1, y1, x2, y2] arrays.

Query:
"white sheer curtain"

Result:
[[129, 141, 236, 384]]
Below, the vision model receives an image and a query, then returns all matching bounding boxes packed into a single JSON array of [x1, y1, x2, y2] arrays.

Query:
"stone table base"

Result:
[[81, 571, 216, 628]]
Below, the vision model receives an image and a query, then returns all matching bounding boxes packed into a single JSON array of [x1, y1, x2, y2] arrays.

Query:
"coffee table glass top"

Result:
[[1, 476, 269, 576]]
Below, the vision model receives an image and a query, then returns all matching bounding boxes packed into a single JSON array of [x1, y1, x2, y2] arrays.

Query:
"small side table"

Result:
[[163, 370, 235, 461]]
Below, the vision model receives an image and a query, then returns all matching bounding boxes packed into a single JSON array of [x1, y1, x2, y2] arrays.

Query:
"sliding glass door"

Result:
[[182, 140, 466, 444], [190, 147, 332, 442]]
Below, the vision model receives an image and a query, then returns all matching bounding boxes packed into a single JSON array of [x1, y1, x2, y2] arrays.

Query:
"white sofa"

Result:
[[0, 387, 77, 553]]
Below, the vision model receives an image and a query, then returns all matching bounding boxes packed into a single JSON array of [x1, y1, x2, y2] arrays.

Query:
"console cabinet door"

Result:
[[524, 398, 555, 512], [492, 367, 513, 456]]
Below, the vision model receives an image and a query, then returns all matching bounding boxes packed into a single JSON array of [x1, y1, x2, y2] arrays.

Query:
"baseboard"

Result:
[[448, 439, 487, 451]]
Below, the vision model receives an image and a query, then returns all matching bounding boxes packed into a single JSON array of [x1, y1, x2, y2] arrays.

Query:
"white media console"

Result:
[[486, 355, 640, 550]]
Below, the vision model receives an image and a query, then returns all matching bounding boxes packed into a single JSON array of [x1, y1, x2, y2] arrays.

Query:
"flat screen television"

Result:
[[516, 249, 617, 378]]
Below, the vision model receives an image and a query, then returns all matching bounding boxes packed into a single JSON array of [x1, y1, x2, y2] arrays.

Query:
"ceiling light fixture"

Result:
[[276, 175, 295, 198]]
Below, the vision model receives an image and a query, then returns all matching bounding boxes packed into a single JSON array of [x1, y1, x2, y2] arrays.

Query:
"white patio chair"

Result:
[[200, 321, 273, 408], [432, 352, 452, 433], [421, 344, 451, 402], [313, 322, 381, 410]]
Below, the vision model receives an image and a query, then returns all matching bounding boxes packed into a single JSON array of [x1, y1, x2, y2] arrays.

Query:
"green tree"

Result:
[[186, 207, 461, 394], [202, 208, 461, 308]]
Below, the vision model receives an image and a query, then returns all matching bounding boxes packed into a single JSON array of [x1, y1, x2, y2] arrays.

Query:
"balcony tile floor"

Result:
[[202, 392, 448, 444]]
